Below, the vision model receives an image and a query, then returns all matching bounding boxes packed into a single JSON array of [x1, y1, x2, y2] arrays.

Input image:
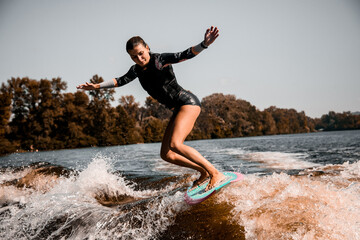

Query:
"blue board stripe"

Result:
[[185, 172, 243, 204]]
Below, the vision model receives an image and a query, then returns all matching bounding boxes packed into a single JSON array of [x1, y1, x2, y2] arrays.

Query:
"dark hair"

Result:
[[126, 36, 147, 52]]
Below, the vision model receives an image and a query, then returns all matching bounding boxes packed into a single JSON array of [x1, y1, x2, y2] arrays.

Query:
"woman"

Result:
[[77, 26, 225, 191]]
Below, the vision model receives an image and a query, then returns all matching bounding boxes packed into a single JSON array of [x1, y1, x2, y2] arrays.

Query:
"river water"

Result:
[[1, 130, 359, 239]]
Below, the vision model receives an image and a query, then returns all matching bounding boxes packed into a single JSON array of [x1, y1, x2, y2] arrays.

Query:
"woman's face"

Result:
[[128, 44, 150, 67]]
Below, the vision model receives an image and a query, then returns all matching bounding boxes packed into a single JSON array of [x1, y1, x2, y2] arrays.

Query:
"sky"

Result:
[[1, 0, 359, 118]]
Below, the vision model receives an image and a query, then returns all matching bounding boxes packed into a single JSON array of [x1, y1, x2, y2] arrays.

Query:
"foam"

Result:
[[2, 152, 359, 239], [0, 168, 31, 184], [218, 148, 319, 170], [244, 151, 319, 170], [216, 161, 360, 240], [218, 148, 247, 156], [151, 159, 195, 175], [0, 155, 188, 240]]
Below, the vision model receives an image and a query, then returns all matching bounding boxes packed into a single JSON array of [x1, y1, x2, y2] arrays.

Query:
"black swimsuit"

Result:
[[115, 47, 201, 110]]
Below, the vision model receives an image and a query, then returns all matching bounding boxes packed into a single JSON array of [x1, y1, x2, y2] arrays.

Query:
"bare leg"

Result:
[[160, 105, 225, 190], [161, 111, 209, 184]]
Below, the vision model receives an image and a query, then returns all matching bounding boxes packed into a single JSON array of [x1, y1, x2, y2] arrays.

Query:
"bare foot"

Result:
[[205, 172, 226, 191], [191, 171, 210, 189]]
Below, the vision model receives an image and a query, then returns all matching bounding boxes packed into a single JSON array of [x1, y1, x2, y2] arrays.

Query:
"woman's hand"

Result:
[[203, 26, 219, 47], [76, 82, 99, 90]]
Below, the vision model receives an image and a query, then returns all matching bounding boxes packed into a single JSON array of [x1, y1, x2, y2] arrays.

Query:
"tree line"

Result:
[[1, 76, 359, 155]]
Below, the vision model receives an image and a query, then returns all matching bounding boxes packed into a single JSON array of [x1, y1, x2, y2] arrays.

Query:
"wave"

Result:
[[1, 156, 360, 239], [243, 151, 320, 170], [0, 157, 190, 240], [217, 161, 360, 240]]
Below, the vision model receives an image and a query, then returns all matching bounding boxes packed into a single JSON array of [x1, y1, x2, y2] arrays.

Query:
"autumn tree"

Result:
[[259, 111, 277, 135], [0, 83, 15, 154], [265, 107, 315, 134], [138, 96, 171, 142], [141, 96, 172, 121], [3, 76, 358, 156], [119, 95, 141, 120], [34, 78, 67, 149], [199, 93, 263, 138], [4, 77, 43, 150], [6, 78, 31, 148], [142, 116, 167, 143], [117, 95, 144, 144], [316, 111, 360, 131], [85, 75, 116, 146], [59, 92, 97, 148]]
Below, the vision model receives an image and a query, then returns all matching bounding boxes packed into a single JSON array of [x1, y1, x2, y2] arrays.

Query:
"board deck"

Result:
[[184, 172, 244, 205]]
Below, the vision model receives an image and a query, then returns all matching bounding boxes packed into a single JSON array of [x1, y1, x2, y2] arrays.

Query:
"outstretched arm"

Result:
[[77, 65, 137, 90], [76, 78, 118, 90], [192, 26, 219, 55], [159, 26, 220, 66]]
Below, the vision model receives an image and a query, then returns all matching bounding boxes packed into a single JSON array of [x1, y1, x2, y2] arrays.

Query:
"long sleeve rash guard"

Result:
[[115, 47, 198, 109]]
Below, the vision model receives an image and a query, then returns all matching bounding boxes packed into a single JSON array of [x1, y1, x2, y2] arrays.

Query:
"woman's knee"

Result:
[[169, 140, 183, 153]]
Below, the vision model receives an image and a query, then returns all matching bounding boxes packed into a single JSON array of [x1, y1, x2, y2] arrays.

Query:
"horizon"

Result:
[[4, 75, 359, 119]]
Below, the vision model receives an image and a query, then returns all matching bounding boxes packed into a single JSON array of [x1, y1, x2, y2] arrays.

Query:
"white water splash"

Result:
[[0, 155, 188, 240], [217, 161, 360, 240], [151, 158, 195, 175], [244, 151, 319, 170]]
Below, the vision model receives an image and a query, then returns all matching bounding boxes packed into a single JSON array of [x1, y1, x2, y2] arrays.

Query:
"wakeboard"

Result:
[[184, 172, 244, 205]]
